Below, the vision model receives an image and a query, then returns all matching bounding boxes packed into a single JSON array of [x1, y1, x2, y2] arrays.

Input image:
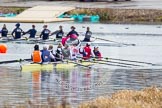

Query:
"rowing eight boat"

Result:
[[20, 61, 95, 72], [0, 38, 123, 47]]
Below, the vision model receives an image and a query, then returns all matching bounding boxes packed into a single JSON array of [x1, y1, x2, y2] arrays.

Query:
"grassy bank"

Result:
[[68, 8, 162, 24], [0, 6, 27, 14], [0, 7, 162, 23]]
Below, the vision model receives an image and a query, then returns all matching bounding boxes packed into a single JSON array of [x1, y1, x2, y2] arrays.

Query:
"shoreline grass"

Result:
[[0, 6, 162, 24], [68, 8, 162, 24]]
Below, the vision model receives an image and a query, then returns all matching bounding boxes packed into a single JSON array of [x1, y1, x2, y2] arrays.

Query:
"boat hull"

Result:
[[20, 61, 95, 72], [0, 38, 122, 47]]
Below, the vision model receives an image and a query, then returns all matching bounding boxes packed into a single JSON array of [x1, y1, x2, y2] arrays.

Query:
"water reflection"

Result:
[[25, 67, 112, 106], [36, 67, 112, 106], [0, 66, 162, 107], [109, 69, 162, 93]]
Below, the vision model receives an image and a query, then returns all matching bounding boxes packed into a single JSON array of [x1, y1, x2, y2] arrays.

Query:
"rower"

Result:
[[0, 24, 8, 39], [55, 43, 63, 61], [11, 23, 24, 39], [40, 25, 51, 40], [93, 46, 102, 59], [78, 46, 86, 58], [48, 45, 56, 62], [24, 25, 37, 38], [62, 44, 71, 59], [83, 27, 92, 42], [70, 42, 79, 60], [41, 45, 55, 63], [67, 26, 79, 41], [31, 44, 42, 63], [83, 42, 94, 60], [51, 25, 64, 39]]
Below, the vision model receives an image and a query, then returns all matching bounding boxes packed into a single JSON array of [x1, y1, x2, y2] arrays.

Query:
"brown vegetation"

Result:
[[0, 6, 162, 23], [78, 86, 162, 108], [68, 8, 162, 23], [0, 6, 27, 14]]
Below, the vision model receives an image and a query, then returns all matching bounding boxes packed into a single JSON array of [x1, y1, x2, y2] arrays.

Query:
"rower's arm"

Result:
[[76, 32, 79, 36], [11, 29, 16, 36], [50, 30, 58, 36], [25, 29, 30, 34], [40, 31, 43, 38], [66, 31, 70, 37], [48, 29, 51, 35], [21, 29, 25, 36], [50, 52, 55, 59], [91, 50, 95, 57]]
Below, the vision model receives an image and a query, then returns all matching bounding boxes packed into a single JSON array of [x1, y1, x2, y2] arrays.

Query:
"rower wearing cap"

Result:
[[83, 42, 94, 60], [31, 44, 42, 63], [11, 23, 24, 39], [93, 46, 102, 59], [24, 25, 37, 38], [40, 25, 51, 40]]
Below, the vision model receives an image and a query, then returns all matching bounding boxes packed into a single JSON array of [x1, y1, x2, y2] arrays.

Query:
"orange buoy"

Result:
[[0, 44, 7, 53]]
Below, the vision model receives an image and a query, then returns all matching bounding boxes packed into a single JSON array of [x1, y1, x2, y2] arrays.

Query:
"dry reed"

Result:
[[78, 86, 162, 108]]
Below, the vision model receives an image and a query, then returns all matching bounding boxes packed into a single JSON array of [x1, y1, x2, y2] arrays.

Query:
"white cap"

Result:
[[43, 45, 48, 49], [86, 42, 91, 46], [94, 46, 99, 49]]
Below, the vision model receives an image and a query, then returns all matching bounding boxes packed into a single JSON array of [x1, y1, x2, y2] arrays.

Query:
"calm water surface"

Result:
[[0, 22, 162, 107]]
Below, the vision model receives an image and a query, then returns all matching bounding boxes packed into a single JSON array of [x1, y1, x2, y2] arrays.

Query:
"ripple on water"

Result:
[[0, 65, 162, 107]]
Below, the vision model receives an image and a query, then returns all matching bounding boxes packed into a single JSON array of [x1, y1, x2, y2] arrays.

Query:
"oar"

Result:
[[92, 36, 136, 46], [104, 57, 158, 66], [67, 60, 92, 68], [92, 59, 144, 67], [78, 59, 132, 68], [0, 59, 31, 64], [91, 60, 132, 68]]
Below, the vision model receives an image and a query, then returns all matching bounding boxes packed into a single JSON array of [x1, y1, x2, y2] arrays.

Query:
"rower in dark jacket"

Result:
[[51, 25, 64, 39], [0, 24, 8, 38], [11, 23, 24, 39], [24, 25, 37, 38], [67, 26, 79, 41], [83, 27, 92, 42], [40, 25, 51, 40], [93, 46, 101, 59]]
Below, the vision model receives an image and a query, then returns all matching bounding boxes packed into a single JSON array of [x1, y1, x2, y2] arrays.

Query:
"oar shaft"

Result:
[[108, 58, 156, 65], [97, 60, 143, 67], [92, 61, 132, 68], [0, 59, 31, 64], [0, 60, 18, 64], [67, 60, 92, 68], [92, 37, 135, 46]]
